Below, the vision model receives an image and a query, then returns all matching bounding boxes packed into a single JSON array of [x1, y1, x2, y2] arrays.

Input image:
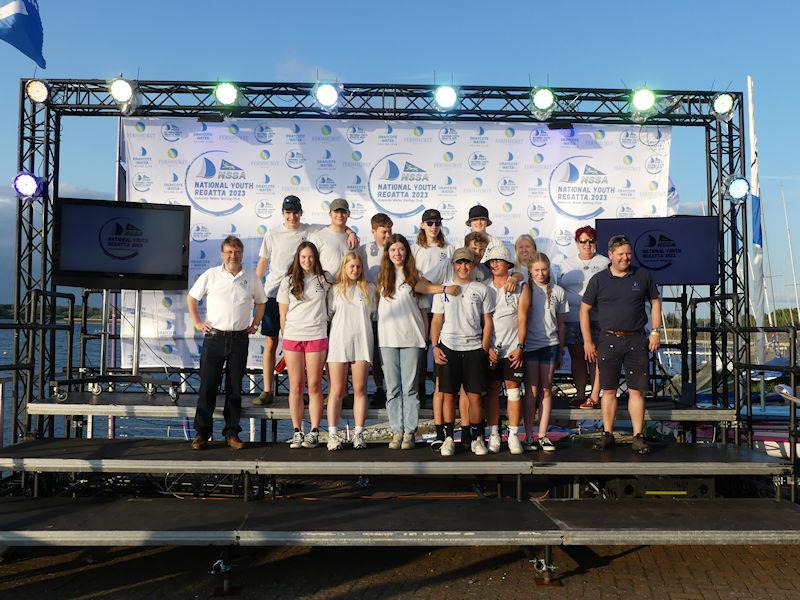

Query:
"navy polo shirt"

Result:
[[582, 266, 658, 332]]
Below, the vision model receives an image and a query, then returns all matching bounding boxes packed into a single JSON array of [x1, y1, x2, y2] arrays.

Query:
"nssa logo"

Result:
[[184, 150, 254, 216]]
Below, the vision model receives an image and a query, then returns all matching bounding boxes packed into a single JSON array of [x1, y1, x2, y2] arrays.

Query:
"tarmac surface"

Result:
[[1, 542, 799, 599]]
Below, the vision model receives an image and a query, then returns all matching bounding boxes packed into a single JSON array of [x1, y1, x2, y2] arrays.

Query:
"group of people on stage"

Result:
[[188, 194, 662, 456]]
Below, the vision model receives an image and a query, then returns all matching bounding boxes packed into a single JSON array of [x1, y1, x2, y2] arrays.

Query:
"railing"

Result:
[[774, 384, 800, 504]]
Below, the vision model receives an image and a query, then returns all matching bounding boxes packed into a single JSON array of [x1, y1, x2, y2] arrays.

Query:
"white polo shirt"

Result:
[[432, 280, 495, 351], [259, 223, 323, 298], [189, 265, 266, 331]]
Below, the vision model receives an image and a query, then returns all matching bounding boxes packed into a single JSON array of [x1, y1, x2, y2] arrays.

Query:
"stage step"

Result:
[[1, 496, 799, 547], [28, 392, 738, 423], [0, 438, 789, 477]]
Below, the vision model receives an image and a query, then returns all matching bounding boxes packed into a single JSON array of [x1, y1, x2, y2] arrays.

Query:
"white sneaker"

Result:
[[326, 433, 343, 451], [471, 437, 488, 456], [507, 433, 523, 455], [352, 431, 366, 450], [440, 436, 456, 457], [488, 432, 502, 454], [289, 430, 304, 449], [539, 436, 556, 452], [301, 430, 319, 449], [401, 432, 415, 450], [388, 432, 403, 450]]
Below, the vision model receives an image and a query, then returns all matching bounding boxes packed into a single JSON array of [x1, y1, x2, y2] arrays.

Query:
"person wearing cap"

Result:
[[581, 234, 662, 455], [254, 195, 357, 406], [308, 198, 356, 277], [411, 208, 454, 406], [484, 244, 530, 454], [430, 247, 495, 457], [465, 204, 502, 255], [188, 235, 266, 451], [557, 225, 609, 409]]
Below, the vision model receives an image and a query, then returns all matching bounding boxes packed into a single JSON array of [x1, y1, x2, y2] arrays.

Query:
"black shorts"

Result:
[[597, 331, 649, 392], [489, 357, 525, 384], [437, 344, 487, 395], [260, 297, 280, 338]]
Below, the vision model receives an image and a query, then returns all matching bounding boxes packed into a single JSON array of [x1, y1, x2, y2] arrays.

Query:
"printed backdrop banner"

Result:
[[120, 117, 671, 368]]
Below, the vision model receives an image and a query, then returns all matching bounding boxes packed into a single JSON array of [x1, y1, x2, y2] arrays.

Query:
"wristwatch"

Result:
[[517, 343, 525, 350]]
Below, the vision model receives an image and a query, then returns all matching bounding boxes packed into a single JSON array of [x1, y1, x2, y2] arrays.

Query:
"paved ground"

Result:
[[1, 543, 799, 599]]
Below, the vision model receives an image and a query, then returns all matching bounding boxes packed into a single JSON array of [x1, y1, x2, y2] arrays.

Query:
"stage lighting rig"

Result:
[[12, 171, 45, 198], [711, 93, 735, 122], [25, 79, 49, 104], [631, 88, 656, 123], [109, 78, 139, 115], [530, 87, 556, 120], [214, 82, 239, 106], [724, 174, 750, 203], [433, 86, 458, 111], [313, 82, 342, 113]]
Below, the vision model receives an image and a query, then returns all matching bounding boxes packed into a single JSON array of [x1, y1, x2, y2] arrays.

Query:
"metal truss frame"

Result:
[[12, 79, 748, 442]]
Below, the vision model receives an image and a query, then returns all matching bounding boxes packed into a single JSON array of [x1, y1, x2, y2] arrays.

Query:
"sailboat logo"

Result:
[[634, 229, 679, 271]]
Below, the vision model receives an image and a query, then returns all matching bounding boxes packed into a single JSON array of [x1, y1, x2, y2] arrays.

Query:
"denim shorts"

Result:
[[524, 344, 561, 365]]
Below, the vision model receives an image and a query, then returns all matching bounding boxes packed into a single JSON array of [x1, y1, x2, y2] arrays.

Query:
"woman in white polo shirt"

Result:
[[325, 251, 377, 451], [277, 241, 333, 450]]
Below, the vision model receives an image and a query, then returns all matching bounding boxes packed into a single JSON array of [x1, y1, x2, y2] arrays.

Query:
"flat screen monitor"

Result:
[[54, 198, 190, 290], [595, 216, 718, 285]]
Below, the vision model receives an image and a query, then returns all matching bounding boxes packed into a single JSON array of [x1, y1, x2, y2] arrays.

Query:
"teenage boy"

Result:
[[309, 197, 354, 276], [360, 213, 394, 407], [254, 195, 357, 406], [465, 205, 501, 254], [464, 231, 491, 282], [430, 247, 495, 457]]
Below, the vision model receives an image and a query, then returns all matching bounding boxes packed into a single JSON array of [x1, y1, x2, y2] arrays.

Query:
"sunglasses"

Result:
[[578, 239, 596, 244], [425, 221, 442, 227], [609, 235, 631, 246]]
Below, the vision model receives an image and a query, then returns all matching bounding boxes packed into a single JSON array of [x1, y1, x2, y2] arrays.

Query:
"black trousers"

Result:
[[194, 331, 249, 439]]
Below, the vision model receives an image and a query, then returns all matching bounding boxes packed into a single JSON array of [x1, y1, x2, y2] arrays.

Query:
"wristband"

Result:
[[649, 330, 660, 337]]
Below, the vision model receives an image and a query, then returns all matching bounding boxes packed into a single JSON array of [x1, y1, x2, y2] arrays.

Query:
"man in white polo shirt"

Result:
[[187, 235, 266, 450]]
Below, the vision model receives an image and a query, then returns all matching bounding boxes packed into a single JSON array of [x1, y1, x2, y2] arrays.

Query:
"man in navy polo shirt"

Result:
[[580, 234, 662, 454]]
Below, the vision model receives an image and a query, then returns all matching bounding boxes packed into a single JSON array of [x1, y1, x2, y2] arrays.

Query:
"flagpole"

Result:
[[780, 185, 800, 325]]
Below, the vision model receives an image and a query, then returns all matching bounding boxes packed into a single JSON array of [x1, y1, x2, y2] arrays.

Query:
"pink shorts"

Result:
[[282, 338, 328, 353]]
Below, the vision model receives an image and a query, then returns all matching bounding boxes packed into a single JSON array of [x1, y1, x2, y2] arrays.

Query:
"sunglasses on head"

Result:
[[425, 220, 442, 227], [609, 235, 630, 245], [578, 238, 596, 244]]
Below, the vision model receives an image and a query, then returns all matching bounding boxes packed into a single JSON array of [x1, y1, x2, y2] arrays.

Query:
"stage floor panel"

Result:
[[0, 438, 789, 477], [28, 392, 738, 422]]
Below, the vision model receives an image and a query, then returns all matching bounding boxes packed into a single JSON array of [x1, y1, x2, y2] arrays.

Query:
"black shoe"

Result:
[[593, 431, 616, 451], [370, 388, 386, 408], [191, 435, 209, 450], [631, 433, 651, 455]]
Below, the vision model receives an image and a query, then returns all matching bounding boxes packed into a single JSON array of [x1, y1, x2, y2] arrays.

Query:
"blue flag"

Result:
[[0, 0, 46, 69]]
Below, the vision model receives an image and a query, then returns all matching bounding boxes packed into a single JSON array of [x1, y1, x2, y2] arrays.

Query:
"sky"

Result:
[[0, 0, 798, 309]]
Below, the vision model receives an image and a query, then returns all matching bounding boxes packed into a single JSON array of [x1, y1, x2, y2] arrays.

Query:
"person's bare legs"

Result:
[[284, 350, 306, 429], [537, 361, 556, 438], [487, 380, 502, 428], [524, 358, 541, 441], [506, 384, 521, 427], [305, 351, 327, 431], [351, 361, 370, 428], [263, 336, 278, 394], [627, 389, 645, 436], [326, 362, 349, 429], [601, 388, 618, 434]]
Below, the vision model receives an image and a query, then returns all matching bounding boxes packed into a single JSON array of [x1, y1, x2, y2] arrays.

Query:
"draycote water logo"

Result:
[[161, 122, 184, 142], [634, 230, 681, 271], [99, 218, 148, 260], [185, 150, 254, 216], [368, 152, 435, 218], [439, 126, 459, 145], [468, 126, 488, 146], [254, 124, 275, 144], [347, 125, 368, 144], [548, 155, 615, 220]]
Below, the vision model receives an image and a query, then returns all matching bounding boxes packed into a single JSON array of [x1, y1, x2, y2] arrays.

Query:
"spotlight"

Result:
[[530, 87, 555, 120], [725, 174, 750, 202], [214, 82, 239, 106], [25, 79, 49, 104], [313, 82, 342, 112], [631, 88, 657, 123], [12, 172, 44, 198], [109, 78, 134, 103], [711, 93, 735, 122], [433, 86, 458, 111]]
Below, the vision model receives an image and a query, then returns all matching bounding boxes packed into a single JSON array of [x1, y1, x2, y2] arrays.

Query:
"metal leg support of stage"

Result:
[[210, 546, 239, 597], [525, 545, 560, 587]]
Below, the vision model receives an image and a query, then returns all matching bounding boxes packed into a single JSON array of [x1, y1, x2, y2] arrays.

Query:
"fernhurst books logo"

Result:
[[99, 218, 147, 260]]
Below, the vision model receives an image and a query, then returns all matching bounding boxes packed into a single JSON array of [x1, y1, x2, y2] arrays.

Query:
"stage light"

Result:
[[433, 86, 458, 111], [214, 82, 239, 106], [530, 87, 556, 120], [109, 79, 134, 103], [25, 79, 49, 104], [632, 88, 656, 112], [725, 174, 750, 202], [13, 172, 44, 198], [712, 93, 735, 122], [314, 83, 340, 109]]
